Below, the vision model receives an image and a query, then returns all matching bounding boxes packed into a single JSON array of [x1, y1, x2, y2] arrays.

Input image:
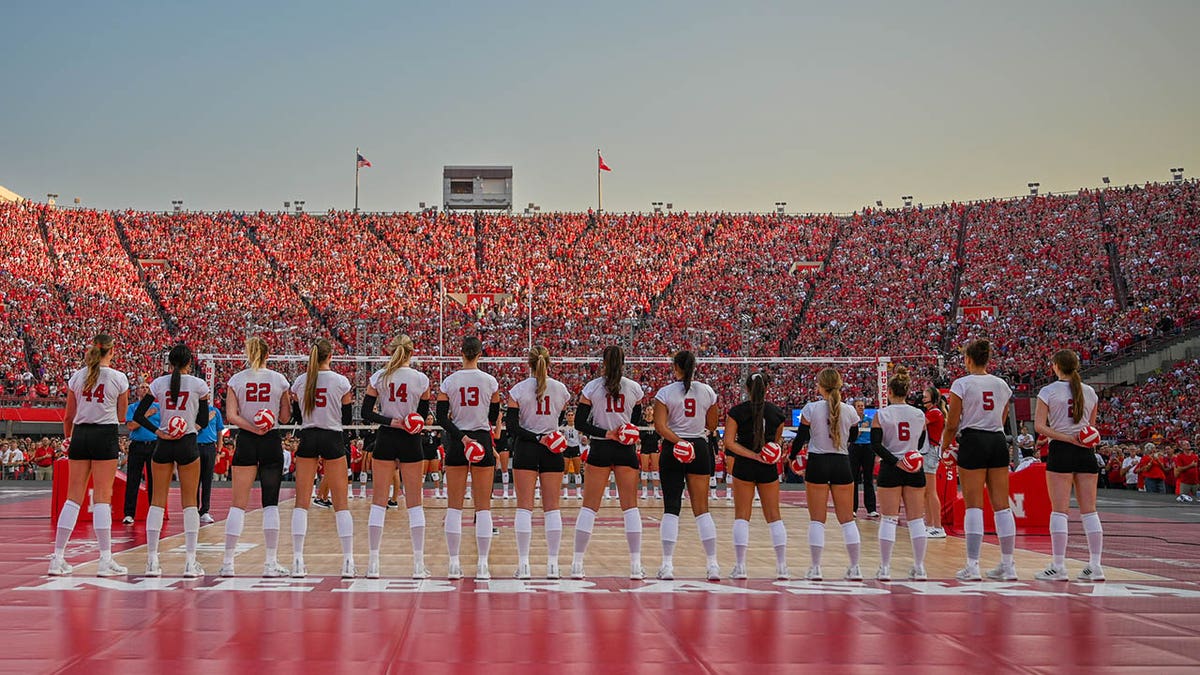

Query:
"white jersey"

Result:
[[67, 366, 129, 425], [1036, 380, 1098, 436], [580, 377, 645, 435], [950, 373, 1012, 433], [874, 403, 928, 459], [149, 373, 211, 436], [291, 370, 353, 431], [370, 366, 430, 419], [440, 368, 500, 432], [227, 368, 290, 420], [801, 399, 860, 455], [510, 377, 571, 435], [655, 380, 718, 438], [563, 427, 581, 447]]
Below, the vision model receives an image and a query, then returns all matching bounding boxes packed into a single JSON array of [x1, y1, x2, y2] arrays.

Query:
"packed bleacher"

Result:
[[1098, 358, 1199, 443], [0, 180, 1196, 418]]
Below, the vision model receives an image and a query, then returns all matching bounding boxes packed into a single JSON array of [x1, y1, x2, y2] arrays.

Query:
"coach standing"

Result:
[[123, 381, 159, 524], [196, 402, 225, 524], [849, 399, 879, 518]]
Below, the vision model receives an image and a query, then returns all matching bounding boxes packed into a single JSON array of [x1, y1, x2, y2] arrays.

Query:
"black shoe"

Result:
[[313, 498, 333, 509], [387, 499, 399, 509]]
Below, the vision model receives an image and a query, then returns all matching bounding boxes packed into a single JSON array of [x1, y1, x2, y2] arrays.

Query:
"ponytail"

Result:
[[673, 350, 696, 394], [747, 372, 767, 453], [304, 339, 332, 416], [167, 344, 192, 402], [381, 334, 415, 384], [245, 336, 268, 371], [602, 345, 624, 398], [888, 365, 911, 399], [818, 368, 844, 448], [1052, 349, 1085, 423], [529, 345, 550, 398], [83, 334, 114, 391]]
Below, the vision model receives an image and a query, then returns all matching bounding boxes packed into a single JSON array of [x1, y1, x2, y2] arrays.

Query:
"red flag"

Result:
[[598, 153, 612, 172]]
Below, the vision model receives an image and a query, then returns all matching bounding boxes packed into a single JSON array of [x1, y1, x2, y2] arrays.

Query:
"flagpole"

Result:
[[438, 276, 445, 382], [527, 279, 533, 351], [596, 148, 602, 212], [354, 146, 360, 214]]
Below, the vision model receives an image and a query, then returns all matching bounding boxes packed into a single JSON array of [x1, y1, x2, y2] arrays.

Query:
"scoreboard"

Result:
[[443, 165, 513, 211]]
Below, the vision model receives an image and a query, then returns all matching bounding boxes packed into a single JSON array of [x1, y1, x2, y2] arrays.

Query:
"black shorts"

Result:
[[586, 438, 639, 470], [68, 424, 119, 461], [731, 454, 779, 484], [422, 440, 440, 462], [1045, 440, 1100, 474], [563, 445, 581, 459], [373, 426, 424, 463], [296, 428, 347, 461], [233, 430, 283, 467], [957, 429, 1009, 470], [804, 453, 853, 486], [877, 462, 928, 489], [512, 439, 566, 474], [444, 429, 495, 468], [128, 439, 156, 457], [153, 434, 200, 465], [660, 437, 714, 476], [639, 435, 659, 454]]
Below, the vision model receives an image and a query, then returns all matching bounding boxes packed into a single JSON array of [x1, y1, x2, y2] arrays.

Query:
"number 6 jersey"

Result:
[[227, 367, 291, 420]]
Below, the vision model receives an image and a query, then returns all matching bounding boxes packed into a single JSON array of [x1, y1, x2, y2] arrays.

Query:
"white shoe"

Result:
[[262, 561, 289, 578], [867, 512, 881, 520], [640, 490, 648, 500], [656, 563, 675, 580], [706, 563, 721, 581], [1077, 564, 1106, 582], [515, 562, 532, 580], [844, 565, 863, 581], [475, 563, 491, 581], [367, 557, 381, 579], [122, 516, 134, 525], [726, 493, 734, 502], [547, 562, 561, 580], [145, 555, 162, 577], [776, 564, 791, 581], [630, 563, 646, 580], [200, 513, 215, 524], [709, 490, 717, 500], [341, 559, 357, 579], [183, 560, 205, 578], [876, 564, 891, 582], [291, 558, 307, 578], [955, 563, 982, 581], [805, 565, 823, 581], [1035, 564, 1068, 582], [986, 563, 1018, 581], [97, 558, 128, 577], [448, 560, 463, 580], [926, 527, 947, 539], [217, 563, 236, 577], [604, 490, 613, 500], [730, 564, 748, 580], [908, 565, 927, 581], [412, 564, 432, 579], [48, 556, 73, 576], [570, 561, 585, 579]]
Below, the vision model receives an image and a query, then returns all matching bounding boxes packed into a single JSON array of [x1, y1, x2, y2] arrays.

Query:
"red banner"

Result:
[[960, 305, 999, 321]]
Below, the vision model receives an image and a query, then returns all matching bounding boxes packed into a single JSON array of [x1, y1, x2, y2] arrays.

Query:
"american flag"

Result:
[[357, 152, 371, 169]]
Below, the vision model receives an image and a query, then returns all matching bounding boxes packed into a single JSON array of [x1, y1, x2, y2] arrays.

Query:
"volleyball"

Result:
[[761, 442, 782, 463], [616, 423, 640, 446], [253, 408, 276, 432], [672, 440, 695, 463], [166, 416, 188, 437], [542, 430, 567, 454], [401, 412, 425, 434], [900, 450, 924, 472], [463, 438, 486, 463], [1077, 426, 1101, 448]]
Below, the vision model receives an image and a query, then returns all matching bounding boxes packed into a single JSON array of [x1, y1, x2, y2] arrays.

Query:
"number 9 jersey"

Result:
[[227, 368, 291, 421]]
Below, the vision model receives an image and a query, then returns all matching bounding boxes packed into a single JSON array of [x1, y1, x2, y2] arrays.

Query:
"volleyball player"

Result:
[[289, 339, 355, 578], [562, 411, 582, 499], [871, 366, 929, 581], [941, 339, 1015, 581], [133, 344, 210, 577], [1034, 349, 1105, 582], [922, 386, 948, 538], [507, 346, 572, 579], [654, 350, 721, 580], [361, 334, 432, 579], [571, 345, 646, 579], [436, 336, 501, 580], [219, 337, 292, 577], [789, 368, 862, 581], [422, 416, 443, 499], [723, 373, 789, 580], [497, 410, 513, 501], [50, 334, 129, 576], [639, 405, 661, 500]]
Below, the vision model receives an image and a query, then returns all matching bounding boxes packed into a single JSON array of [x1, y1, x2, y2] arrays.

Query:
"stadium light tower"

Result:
[[171, 199, 183, 213], [1171, 167, 1185, 182], [1027, 182, 1040, 196], [902, 195, 913, 208], [1102, 176, 1111, 185], [774, 201, 787, 215], [651, 201, 663, 214], [295, 200, 305, 214], [46, 193, 58, 206], [875, 200, 883, 208]]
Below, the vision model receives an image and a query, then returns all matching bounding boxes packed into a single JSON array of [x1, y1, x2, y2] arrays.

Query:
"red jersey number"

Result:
[[535, 395, 551, 415], [165, 391, 191, 410], [898, 421, 910, 441], [459, 387, 480, 407], [313, 388, 328, 408], [81, 384, 106, 403], [683, 398, 697, 417], [388, 382, 408, 403], [245, 382, 271, 403], [981, 391, 995, 411], [605, 394, 625, 413]]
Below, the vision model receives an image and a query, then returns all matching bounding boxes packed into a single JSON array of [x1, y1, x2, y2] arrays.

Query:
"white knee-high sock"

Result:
[[841, 520, 861, 567], [808, 521, 825, 566], [445, 508, 462, 562], [545, 510, 563, 561], [368, 504, 387, 556], [572, 507, 596, 566], [696, 512, 718, 566], [908, 517, 927, 568], [732, 519, 750, 567], [291, 508, 308, 558], [92, 503, 113, 560], [878, 516, 898, 568], [408, 505, 426, 562], [335, 509, 354, 561], [994, 508, 1016, 564], [964, 508, 984, 564], [1049, 511, 1069, 567], [262, 506, 280, 564], [769, 519, 787, 567], [183, 507, 200, 563], [623, 507, 643, 566], [55, 500, 82, 558], [515, 508, 533, 564], [475, 510, 493, 563], [1081, 511, 1103, 567], [660, 513, 680, 565], [224, 507, 245, 565], [146, 505, 165, 557]]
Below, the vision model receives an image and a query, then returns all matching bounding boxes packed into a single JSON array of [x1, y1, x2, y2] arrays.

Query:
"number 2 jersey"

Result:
[[227, 367, 290, 420], [67, 366, 130, 425], [149, 373, 211, 435]]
